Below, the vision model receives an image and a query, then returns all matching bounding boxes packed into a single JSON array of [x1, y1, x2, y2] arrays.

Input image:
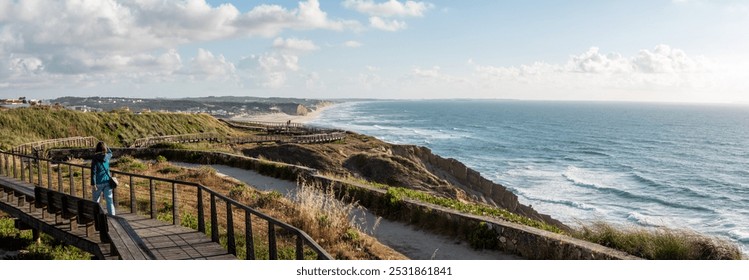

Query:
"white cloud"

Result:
[[342, 0, 433, 17], [369, 17, 407, 31], [465, 45, 725, 101], [189, 48, 236, 81], [344, 40, 364, 48], [273, 37, 319, 52], [0, 0, 361, 91], [305, 72, 325, 90], [410, 66, 468, 84], [239, 52, 302, 89], [8, 56, 45, 75]]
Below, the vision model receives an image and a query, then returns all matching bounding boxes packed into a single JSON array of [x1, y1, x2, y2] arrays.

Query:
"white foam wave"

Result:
[[562, 166, 610, 190], [626, 212, 664, 227], [729, 229, 749, 242]]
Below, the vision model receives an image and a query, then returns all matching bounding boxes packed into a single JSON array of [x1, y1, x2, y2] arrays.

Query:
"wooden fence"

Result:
[[0, 150, 331, 260]]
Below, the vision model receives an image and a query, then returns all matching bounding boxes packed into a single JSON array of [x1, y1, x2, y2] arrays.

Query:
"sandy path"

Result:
[[172, 162, 521, 260]]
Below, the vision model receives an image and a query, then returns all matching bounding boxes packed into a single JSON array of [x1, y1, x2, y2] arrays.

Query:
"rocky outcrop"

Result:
[[390, 145, 567, 230], [276, 103, 309, 116]]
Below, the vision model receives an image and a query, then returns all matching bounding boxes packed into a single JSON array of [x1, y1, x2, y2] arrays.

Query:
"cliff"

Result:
[[390, 145, 565, 230], [239, 132, 567, 230]]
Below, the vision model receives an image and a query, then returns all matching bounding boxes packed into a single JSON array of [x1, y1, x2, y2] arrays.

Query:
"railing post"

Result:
[[149, 179, 155, 219], [245, 211, 255, 260], [69, 165, 75, 196], [37, 159, 42, 187], [226, 202, 235, 255], [197, 188, 205, 233], [47, 161, 52, 189], [268, 222, 277, 260], [296, 234, 304, 260], [57, 163, 63, 192], [81, 166, 86, 199], [27, 158, 32, 183], [210, 193, 218, 242], [20, 156, 25, 181], [130, 176, 135, 214], [172, 182, 179, 225]]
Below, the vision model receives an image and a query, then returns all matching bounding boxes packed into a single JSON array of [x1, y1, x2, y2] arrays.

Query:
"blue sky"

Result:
[[1, 0, 748, 102]]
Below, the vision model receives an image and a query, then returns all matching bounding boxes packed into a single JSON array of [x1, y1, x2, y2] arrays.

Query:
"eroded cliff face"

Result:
[[237, 132, 567, 230], [390, 145, 567, 230]]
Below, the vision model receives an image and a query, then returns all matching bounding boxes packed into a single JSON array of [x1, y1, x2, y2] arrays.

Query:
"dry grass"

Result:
[[574, 222, 742, 260], [107, 157, 405, 260]]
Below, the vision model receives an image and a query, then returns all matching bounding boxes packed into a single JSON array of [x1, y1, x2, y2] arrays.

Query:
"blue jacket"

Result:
[[91, 148, 113, 186]]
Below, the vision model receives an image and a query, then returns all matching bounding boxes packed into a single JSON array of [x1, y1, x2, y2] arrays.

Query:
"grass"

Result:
[[0, 106, 242, 149], [326, 175, 745, 259], [330, 175, 564, 234], [0, 216, 91, 260], [117, 160, 401, 260], [573, 222, 742, 260]]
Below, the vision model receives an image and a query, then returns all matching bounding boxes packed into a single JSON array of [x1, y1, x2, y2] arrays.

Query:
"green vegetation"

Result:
[[256, 161, 297, 181], [112, 155, 148, 172], [149, 142, 187, 149], [339, 176, 564, 234], [157, 166, 182, 174], [574, 222, 742, 260], [0, 106, 239, 149], [0, 217, 91, 260]]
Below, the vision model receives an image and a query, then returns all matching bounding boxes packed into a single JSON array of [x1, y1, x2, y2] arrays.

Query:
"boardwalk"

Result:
[[0, 150, 331, 260], [115, 213, 234, 260], [0, 175, 234, 260]]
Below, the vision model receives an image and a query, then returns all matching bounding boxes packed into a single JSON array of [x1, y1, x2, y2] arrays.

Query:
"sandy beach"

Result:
[[229, 103, 335, 124]]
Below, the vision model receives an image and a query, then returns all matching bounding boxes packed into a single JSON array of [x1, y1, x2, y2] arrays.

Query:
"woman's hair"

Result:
[[95, 141, 107, 153]]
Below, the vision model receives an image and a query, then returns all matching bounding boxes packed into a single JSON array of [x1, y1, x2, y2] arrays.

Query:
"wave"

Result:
[[728, 229, 749, 243], [563, 166, 715, 213], [532, 197, 597, 211], [627, 212, 665, 227], [577, 150, 612, 157]]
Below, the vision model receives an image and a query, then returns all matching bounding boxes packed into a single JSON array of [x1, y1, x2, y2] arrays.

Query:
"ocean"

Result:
[[309, 100, 749, 253]]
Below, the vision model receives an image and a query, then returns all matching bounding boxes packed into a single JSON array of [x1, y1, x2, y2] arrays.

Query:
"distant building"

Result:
[[0, 97, 31, 108], [67, 105, 103, 112]]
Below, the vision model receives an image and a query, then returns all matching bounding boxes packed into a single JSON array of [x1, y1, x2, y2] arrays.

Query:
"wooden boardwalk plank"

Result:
[[1, 176, 234, 260], [117, 213, 234, 260]]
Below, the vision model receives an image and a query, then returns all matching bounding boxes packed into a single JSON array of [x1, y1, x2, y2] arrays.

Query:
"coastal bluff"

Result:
[[390, 145, 566, 230]]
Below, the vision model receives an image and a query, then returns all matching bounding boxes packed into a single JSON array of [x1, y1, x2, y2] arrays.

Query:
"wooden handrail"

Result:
[[0, 149, 331, 260], [12, 136, 99, 157]]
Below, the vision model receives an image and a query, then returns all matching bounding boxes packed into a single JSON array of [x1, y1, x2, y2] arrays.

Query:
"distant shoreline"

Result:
[[229, 102, 338, 124]]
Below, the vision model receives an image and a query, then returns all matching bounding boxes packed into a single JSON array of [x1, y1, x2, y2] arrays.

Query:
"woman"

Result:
[[91, 141, 115, 215]]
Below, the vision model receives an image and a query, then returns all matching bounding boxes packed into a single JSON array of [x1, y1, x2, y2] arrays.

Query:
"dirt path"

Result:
[[173, 162, 521, 260]]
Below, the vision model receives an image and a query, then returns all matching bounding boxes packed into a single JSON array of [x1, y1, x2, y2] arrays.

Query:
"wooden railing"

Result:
[[129, 133, 221, 148], [292, 132, 346, 144], [12, 136, 99, 158], [220, 119, 343, 136], [0, 150, 331, 260]]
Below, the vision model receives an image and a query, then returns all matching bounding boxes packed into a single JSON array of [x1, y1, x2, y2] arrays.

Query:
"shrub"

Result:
[[149, 142, 186, 149], [157, 166, 181, 174], [574, 222, 742, 260]]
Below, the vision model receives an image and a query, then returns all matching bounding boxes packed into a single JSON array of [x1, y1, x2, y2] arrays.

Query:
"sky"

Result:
[[0, 0, 748, 103]]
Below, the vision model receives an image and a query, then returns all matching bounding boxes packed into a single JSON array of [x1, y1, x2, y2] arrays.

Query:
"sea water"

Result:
[[309, 100, 749, 253]]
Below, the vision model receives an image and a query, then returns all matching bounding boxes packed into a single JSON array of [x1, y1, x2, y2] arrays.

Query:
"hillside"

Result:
[[0, 106, 242, 150]]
